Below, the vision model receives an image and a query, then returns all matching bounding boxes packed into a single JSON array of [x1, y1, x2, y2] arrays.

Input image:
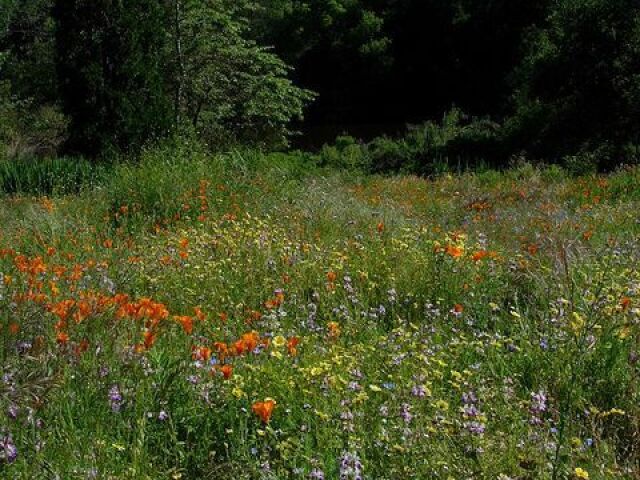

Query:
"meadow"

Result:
[[1, 146, 639, 479]]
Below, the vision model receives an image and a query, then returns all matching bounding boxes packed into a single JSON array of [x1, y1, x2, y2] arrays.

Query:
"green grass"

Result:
[[0, 146, 639, 479]]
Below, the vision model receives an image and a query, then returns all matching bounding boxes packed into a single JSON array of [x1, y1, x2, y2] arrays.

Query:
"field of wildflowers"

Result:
[[1, 146, 639, 479]]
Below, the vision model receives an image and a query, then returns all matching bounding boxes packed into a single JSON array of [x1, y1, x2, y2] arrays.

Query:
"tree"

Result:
[[1, 0, 67, 158], [167, 0, 315, 148], [52, 0, 173, 155], [508, 0, 640, 165]]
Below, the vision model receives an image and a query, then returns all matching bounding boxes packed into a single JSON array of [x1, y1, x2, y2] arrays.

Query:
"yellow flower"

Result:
[[232, 387, 245, 399], [272, 335, 287, 348], [369, 384, 382, 392], [570, 312, 586, 334], [574, 467, 589, 479]]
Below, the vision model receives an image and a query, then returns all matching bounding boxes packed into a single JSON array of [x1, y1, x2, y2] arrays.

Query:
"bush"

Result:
[[312, 109, 505, 175], [0, 83, 68, 160]]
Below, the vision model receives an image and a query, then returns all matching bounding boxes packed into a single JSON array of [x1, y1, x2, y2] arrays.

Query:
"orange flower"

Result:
[[327, 321, 341, 339], [8, 322, 20, 335], [192, 345, 212, 361], [56, 331, 69, 344], [471, 250, 489, 262], [220, 364, 233, 380], [234, 331, 260, 355], [287, 337, 300, 356], [453, 303, 464, 314], [252, 399, 276, 424], [213, 341, 229, 361], [620, 297, 631, 311], [377, 222, 385, 233], [445, 245, 463, 258], [143, 330, 156, 350], [75, 339, 89, 355], [327, 271, 337, 283], [175, 315, 193, 335]]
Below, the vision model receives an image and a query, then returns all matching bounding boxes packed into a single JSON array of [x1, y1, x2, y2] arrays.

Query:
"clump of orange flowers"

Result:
[[327, 321, 341, 339], [252, 399, 276, 424]]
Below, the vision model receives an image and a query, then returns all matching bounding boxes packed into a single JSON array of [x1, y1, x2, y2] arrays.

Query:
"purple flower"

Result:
[[109, 385, 123, 412], [0, 435, 18, 464], [400, 403, 413, 424], [340, 411, 354, 421], [464, 420, 486, 435], [463, 405, 480, 418], [309, 468, 325, 479], [158, 410, 169, 421], [6, 405, 18, 420], [347, 381, 361, 392], [339, 451, 363, 480], [529, 390, 547, 425], [412, 385, 427, 397]]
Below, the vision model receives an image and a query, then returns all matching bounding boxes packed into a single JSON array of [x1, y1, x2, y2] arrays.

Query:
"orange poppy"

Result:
[[252, 399, 276, 423], [220, 364, 233, 380]]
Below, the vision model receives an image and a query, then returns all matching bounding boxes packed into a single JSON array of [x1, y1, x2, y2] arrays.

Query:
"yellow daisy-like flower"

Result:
[[574, 467, 589, 479], [272, 335, 287, 348]]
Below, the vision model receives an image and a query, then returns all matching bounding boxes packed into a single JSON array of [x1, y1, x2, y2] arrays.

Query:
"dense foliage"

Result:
[[1, 0, 640, 168], [1, 0, 313, 156], [507, 0, 640, 166]]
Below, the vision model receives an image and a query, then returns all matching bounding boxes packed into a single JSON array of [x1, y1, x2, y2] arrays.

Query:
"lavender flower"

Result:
[[339, 451, 363, 480], [412, 385, 427, 397], [529, 390, 547, 425], [462, 391, 485, 436], [309, 468, 325, 479], [6, 405, 18, 420], [0, 435, 18, 464], [109, 385, 123, 412], [400, 403, 413, 424]]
